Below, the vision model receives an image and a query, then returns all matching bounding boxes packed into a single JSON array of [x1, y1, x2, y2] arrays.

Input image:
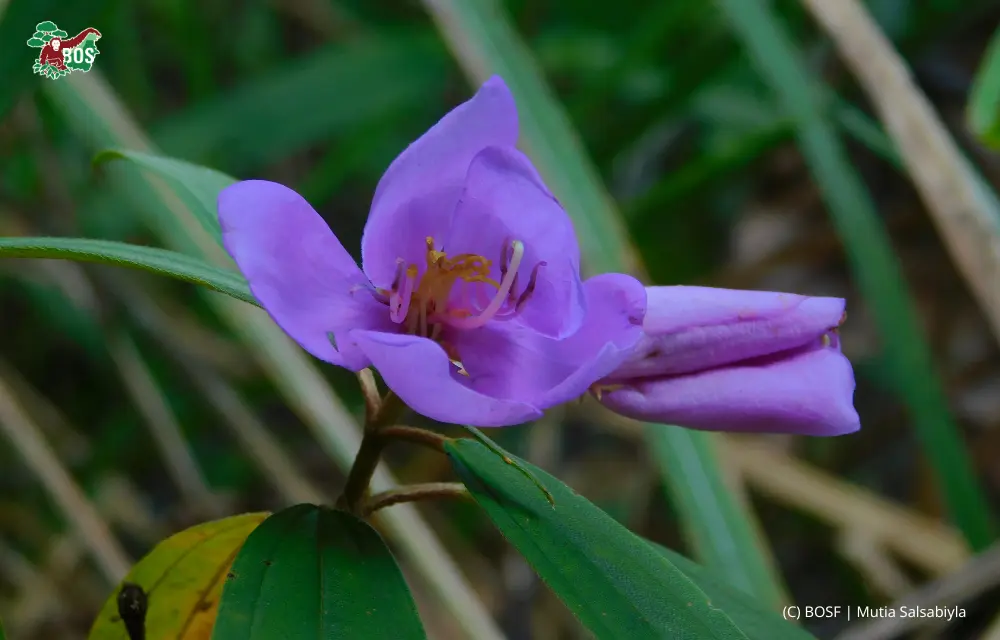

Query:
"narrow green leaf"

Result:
[[969, 25, 1000, 148], [212, 504, 426, 640], [447, 437, 750, 640], [93, 149, 235, 246], [651, 544, 816, 640], [0, 236, 258, 307], [422, 0, 786, 605], [716, 0, 995, 549], [644, 427, 781, 600], [459, 425, 554, 505], [0, 614, 6, 640]]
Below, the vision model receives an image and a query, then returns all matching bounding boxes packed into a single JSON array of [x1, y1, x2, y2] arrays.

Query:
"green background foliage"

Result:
[[1, 0, 1000, 638]]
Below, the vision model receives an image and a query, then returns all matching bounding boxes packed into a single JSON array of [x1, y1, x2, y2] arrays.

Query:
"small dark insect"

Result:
[[116, 582, 148, 640]]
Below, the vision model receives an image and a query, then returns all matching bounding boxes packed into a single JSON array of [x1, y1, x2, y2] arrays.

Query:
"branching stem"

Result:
[[363, 482, 471, 516]]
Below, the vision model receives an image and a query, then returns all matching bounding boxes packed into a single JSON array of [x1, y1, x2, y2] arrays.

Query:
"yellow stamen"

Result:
[[590, 383, 626, 401]]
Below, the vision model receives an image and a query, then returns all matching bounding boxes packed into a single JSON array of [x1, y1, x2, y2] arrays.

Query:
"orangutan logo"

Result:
[[27, 21, 102, 80]]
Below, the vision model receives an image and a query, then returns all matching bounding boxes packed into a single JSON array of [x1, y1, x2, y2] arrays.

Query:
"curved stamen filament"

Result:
[[389, 265, 418, 323], [439, 240, 524, 330], [515, 261, 546, 310]]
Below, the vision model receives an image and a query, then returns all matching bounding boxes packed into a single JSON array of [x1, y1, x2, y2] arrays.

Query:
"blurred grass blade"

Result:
[[94, 149, 234, 244], [715, 0, 995, 549], [89, 513, 268, 640], [0, 370, 131, 584], [626, 120, 793, 220], [969, 25, 1000, 148], [421, 0, 786, 605], [834, 98, 1000, 237], [645, 427, 777, 593], [651, 543, 815, 640], [107, 332, 220, 518], [0, 614, 6, 640], [76, 36, 450, 244], [152, 34, 449, 172], [0, 236, 257, 307], [423, 0, 637, 278], [43, 70, 506, 640], [802, 0, 1000, 356]]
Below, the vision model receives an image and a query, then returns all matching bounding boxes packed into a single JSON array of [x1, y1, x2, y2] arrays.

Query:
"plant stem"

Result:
[[380, 425, 450, 452], [335, 392, 404, 514], [364, 482, 471, 516]]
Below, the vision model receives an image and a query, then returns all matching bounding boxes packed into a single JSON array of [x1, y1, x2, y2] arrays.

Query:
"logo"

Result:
[[27, 21, 102, 80]]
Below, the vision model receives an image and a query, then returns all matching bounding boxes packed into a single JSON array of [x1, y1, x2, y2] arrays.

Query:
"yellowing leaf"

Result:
[[89, 512, 268, 640]]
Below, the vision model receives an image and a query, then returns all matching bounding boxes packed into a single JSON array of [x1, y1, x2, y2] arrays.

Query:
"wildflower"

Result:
[[218, 77, 646, 426], [593, 286, 860, 436]]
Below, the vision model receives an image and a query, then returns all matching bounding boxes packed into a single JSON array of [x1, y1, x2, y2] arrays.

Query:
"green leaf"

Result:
[[715, 0, 995, 550], [45, 71, 505, 640], [969, 25, 1000, 148], [93, 149, 235, 246], [212, 504, 427, 640], [0, 237, 258, 308], [0, 615, 6, 640], [652, 544, 816, 640], [26, 36, 44, 46], [89, 512, 268, 639], [458, 425, 554, 505], [421, 0, 786, 605], [644, 427, 785, 602], [36, 20, 59, 32], [446, 437, 750, 639]]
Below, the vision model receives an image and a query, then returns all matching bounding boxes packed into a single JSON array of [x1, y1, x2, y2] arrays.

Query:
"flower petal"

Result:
[[609, 286, 846, 380], [444, 146, 585, 338], [598, 341, 860, 436], [361, 76, 519, 287], [351, 330, 542, 427], [219, 180, 394, 371], [453, 273, 646, 408]]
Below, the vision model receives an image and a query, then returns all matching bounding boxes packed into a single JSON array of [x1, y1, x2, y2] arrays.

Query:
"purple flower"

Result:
[[217, 76, 646, 427], [594, 286, 860, 436]]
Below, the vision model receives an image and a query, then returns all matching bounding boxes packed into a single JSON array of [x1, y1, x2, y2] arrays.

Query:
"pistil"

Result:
[[439, 241, 524, 330], [384, 236, 542, 337]]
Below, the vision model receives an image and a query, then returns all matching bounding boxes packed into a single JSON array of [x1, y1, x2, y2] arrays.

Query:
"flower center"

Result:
[[379, 236, 545, 343]]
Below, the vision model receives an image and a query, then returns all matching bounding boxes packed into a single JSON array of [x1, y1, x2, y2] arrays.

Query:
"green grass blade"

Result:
[[73, 34, 449, 244], [834, 99, 1000, 231], [94, 149, 234, 245], [424, 0, 637, 277], [421, 0, 787, 605], [969, 25, 1000, 148], [151, 33, 449, 172], [715, 0, 994, 549], [42, 70, 506, 640], [0, 236, 257, 307]]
